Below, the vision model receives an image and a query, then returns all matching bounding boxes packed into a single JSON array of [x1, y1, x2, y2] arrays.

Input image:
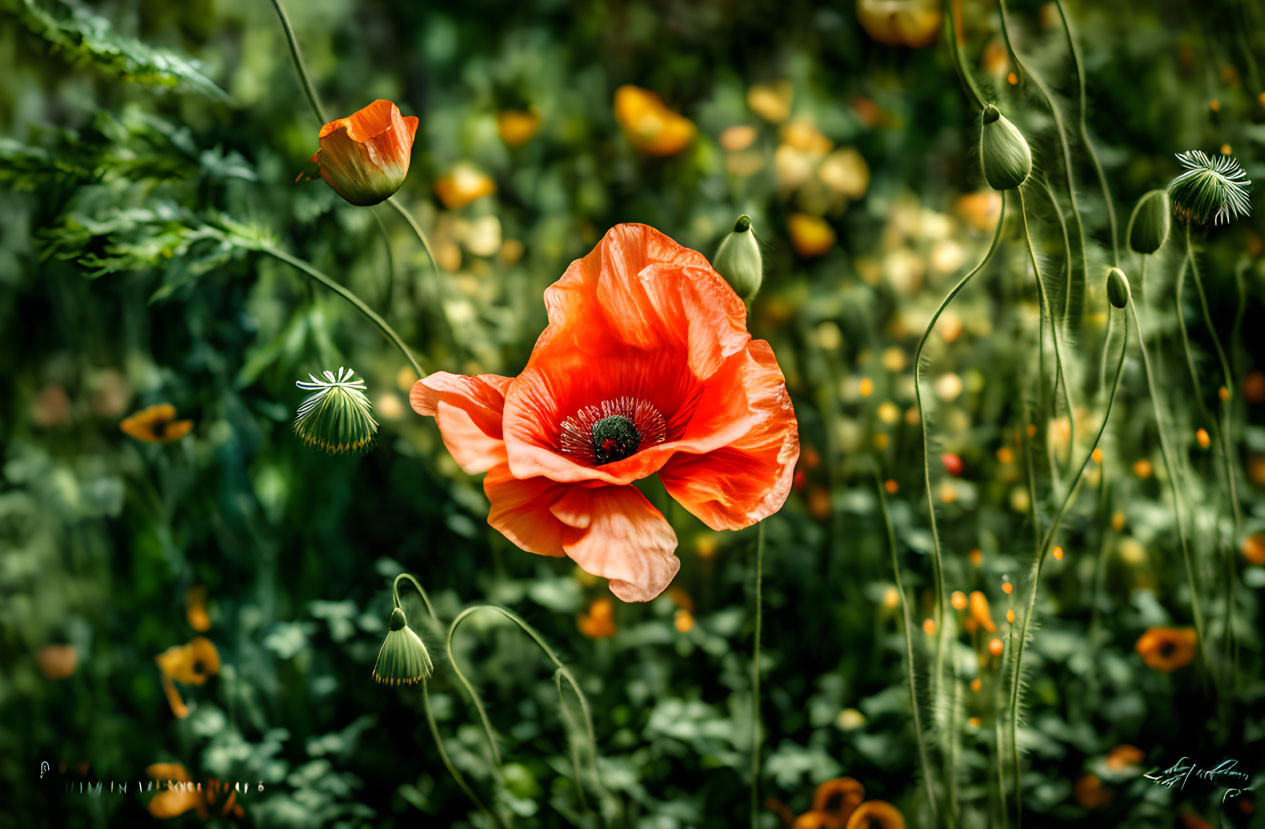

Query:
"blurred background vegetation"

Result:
[[3, 0, 1265, 825]]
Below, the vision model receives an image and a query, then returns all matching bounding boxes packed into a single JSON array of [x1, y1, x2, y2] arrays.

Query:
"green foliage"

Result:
[[9, 0, 229, 100]]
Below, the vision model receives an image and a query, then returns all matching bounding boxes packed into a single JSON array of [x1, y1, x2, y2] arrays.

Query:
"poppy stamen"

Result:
[[559, 396, 667, 466]]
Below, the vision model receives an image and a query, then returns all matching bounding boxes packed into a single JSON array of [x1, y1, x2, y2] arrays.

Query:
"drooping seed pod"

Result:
[[712, 215, 763, 302], [1127, 190, 1171, 254], [372, 606, 433, 685], [979, 105, 1032, 191], [1107, 267, 1130, 309]]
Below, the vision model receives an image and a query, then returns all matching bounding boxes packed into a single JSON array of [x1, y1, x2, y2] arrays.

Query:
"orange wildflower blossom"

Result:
[[156, 637, 220, 718], [412, 224, 799, 601], [120, 404, 193, 443], [813, 777, 865, 828], [146, 764, 244, 819], [1135, 627, 1198, 672], [1074, 773, 1112, 809], [310, 99, 418, 206], [578, 597, 616, 638], [614, 85, 697, 157], [844, 800, 906, 829]]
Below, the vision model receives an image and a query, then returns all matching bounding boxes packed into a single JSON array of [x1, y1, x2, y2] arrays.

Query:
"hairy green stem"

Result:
[[446, 605, 606, 815], [944, 0, 986, 109], [751, 520, 765, 829], [1052, 0, 1118, 265], [391, 574, 504, 827], [268, 0, 327, 125], [1040, 180, 1073, 323], [1018, 187, 1075, 474], [1010, 305, 1127, 827], [260, 245, 424, 378], [1128, 300, 1209, 673], [876, 473, 938, 821], [914, 194, 1007, 822], [998, 0, 1089, 332]]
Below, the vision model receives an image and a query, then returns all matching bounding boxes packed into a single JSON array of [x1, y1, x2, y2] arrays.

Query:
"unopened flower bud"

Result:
[[713, 215, 763, 302], [1127, 190, 1171, 254], [979, 105, 1032, 191], [1107, 267, 1130, 309], [373, 606, 433, 685]]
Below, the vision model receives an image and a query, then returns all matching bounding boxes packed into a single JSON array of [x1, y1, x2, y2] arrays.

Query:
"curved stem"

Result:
[[999, 0, 1089, 332], [944, 0, 986, 109], [372, 208, 396, 309], [915, 194, 1006, 823], [750, 520, 766, 829], [1040, 180, 1073, 323], [1052, 0, 1118, 265], [1018, 187, 1076, 474], [446, 605, 606, 813], [260, 244, 425, 379], [268, 0, 327, 125], [386, 197, 459, 356], [1010, 305, 1128, 826], [1128, 300, 1208, 671], [390, 574, 503, 827], [875, 472, 939, 821]]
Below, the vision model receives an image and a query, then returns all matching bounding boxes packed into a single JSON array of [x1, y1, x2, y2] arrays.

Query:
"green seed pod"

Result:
[[1167, 150, 1252, 226], [1107, 267, 1130, 309], [979, 105, 1032, 191], [712, 215, 763, 302], [294, 367, 378, 454], [372, 606, 433, 685], [1127, 190, 1171, 254]]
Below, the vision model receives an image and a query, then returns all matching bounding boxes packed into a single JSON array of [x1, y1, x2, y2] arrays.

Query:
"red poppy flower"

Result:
[[310, 100, 418, 206], [412, 224, 798, 601]]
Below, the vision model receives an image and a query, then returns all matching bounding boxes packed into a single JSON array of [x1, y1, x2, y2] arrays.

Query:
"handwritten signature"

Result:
[[1143, 757, 1253, 803]]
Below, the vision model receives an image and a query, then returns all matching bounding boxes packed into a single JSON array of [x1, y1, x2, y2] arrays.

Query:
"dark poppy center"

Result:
[[592, 415, 640, 464], [1159, 641, 1177, 658]]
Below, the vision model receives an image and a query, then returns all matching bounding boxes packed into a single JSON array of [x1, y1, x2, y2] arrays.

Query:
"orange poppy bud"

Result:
[[1244, 533, 1265, 565], [186, 587, 211, 632], [434, 163, 496, 210], [1006, 609, 1015, 623], [922, 618, 936, 635], [789, 213, 836, 258], [1195, 428, 1211, 449], [1075, 774, 1112, 809], [1105, 744, 1145, 771], [310, 100, 418, 206], [37, 644, 78, 680], [496, 109, 541, 149], [1052, 546, 1064, 561], [969, 591, 996, 632], [951, 591, 967, 610]]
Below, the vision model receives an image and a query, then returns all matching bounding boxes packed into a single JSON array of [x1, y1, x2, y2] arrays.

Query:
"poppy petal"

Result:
[[659, 340, 798, 529], [550, 485, 679, 602], [411, 373, 512, 474], [484, 464, 569, 557]]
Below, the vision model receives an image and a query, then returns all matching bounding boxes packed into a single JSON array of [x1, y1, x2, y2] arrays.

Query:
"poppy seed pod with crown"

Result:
[[979, 105, 1032, 191], [1127, 190, 1171, 254], [1107, 267, 1130, 309], [713, 215, 763, 302]]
